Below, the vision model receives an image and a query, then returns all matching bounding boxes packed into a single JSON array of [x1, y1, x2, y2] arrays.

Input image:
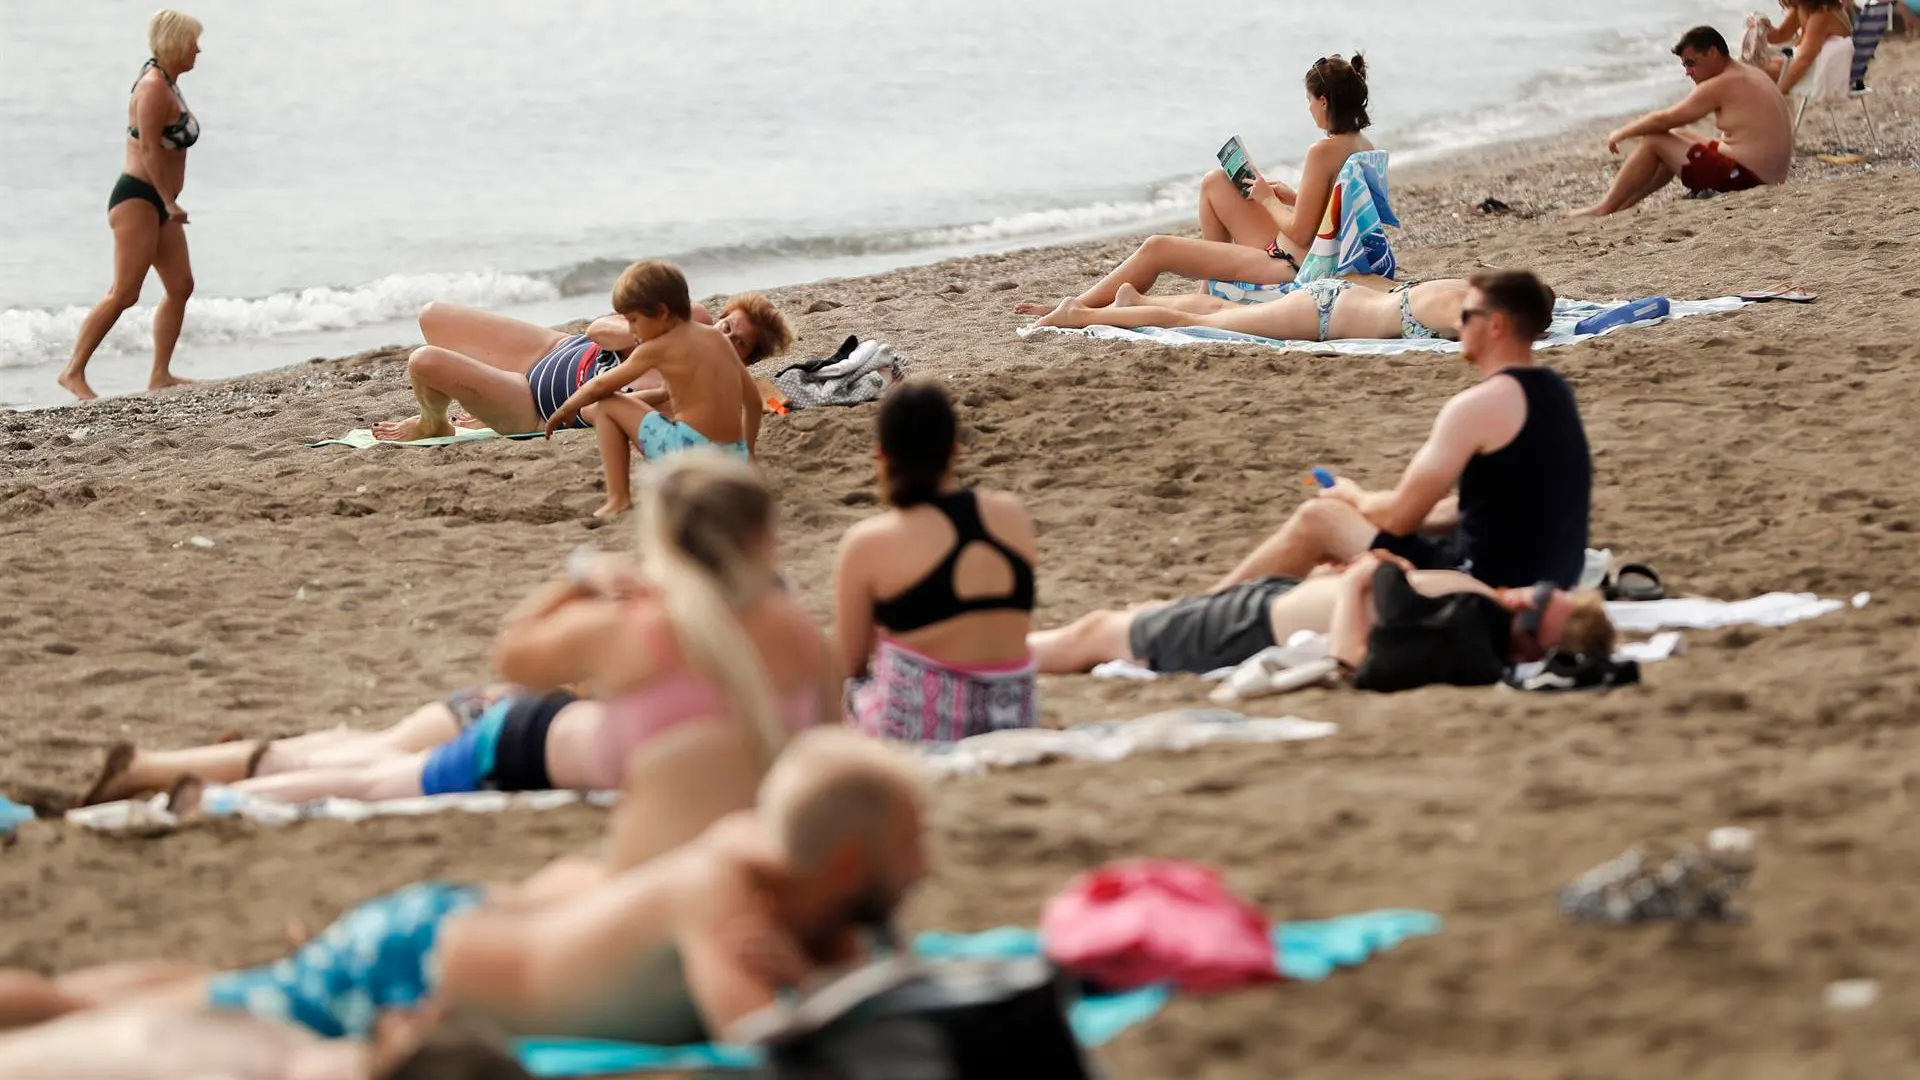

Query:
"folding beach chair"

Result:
[[1791, 1, 1891, 147]]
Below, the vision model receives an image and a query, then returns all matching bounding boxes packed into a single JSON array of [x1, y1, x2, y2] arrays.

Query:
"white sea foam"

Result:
[[0, 270, 559, 369]]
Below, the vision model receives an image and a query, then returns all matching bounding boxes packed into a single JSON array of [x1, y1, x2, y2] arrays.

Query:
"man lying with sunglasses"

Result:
[[1212, 269, 1593, 594], [1029, 549, 1615, 690]]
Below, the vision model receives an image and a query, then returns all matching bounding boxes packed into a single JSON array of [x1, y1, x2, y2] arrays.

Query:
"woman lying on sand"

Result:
[[0, 730, 926, 1053], [370, 288, 789, 443], [1030, 551, 1614, 692], [834, 381, 1040, 742], [80, 684, 524, 805], [1013, 55, 1388, 312], [1026, 277, 1470, 341]]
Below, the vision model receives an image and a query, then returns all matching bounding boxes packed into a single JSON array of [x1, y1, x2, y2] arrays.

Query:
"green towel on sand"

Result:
[[309, 426, 542, 449]]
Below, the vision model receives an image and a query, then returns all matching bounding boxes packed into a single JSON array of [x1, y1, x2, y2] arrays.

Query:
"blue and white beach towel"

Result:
[[1019, 297, 1751, 357], [1207, 149, 1399, 302]]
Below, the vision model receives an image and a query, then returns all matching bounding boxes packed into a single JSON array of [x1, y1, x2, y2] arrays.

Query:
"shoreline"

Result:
[[0, 62, 1802, 413]]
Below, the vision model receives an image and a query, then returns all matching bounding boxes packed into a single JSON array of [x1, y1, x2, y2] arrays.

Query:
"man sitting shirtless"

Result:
[[371, 285, 791, 442], [2, 729, 924, 1047], [1570, 26, 1791, 217]]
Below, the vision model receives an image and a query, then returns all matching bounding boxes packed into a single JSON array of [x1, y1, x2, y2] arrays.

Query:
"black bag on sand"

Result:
[[739, 956, 1097, 1080]]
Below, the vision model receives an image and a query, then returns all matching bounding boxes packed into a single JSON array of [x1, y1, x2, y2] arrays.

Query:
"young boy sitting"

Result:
[[544, 261, 767, 518]]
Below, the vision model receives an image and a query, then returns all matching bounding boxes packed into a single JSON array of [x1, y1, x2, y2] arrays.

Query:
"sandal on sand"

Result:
[[1739, 287, 1817, 303], [1507, 650, 1642, 693], [1603, 563, 1666, 602], [80, 743, 137, 807]]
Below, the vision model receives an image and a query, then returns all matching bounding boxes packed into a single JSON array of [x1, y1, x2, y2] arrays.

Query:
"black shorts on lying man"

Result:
[[1031, 557, 1617, 694]]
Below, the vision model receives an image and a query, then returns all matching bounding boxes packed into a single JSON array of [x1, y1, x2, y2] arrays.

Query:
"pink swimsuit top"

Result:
[[596, 606, 820, 785]]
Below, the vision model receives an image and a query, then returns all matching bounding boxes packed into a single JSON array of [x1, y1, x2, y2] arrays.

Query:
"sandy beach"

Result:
[[5, 40, 1920, 1079]]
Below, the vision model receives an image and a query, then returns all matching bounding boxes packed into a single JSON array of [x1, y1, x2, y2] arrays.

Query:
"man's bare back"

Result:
[[1700, 60, 1794, 183]]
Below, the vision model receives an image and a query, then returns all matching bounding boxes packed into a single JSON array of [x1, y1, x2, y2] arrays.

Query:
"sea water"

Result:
[[0, 0, 1753, 407]]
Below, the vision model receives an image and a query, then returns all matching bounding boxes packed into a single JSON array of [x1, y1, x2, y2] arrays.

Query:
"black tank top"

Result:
[[1454, 368, 1591, 588], [871, 490, 1036, 633]]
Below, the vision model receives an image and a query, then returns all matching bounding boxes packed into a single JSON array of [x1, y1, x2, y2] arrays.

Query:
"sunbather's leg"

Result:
[[417, 302, 569, 374], [584, 395, 654, 519], [1027, 604, 1167, 674], [1197, 168, 1284, 247], [1015, 235, 1294, 313], [269, 693, 476, 773], [1211, 498, 1381, 593], [1035, 289, 1321, 339], [230, 754, 430, 804], [1569, 136, 1686, 217], [373, 346, 545, 442], [1112, 283, 1234, 314]]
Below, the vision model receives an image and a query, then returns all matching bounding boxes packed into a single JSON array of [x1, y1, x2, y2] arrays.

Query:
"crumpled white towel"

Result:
[[1605, 592, 1864, 634], [918, 707, 1336, 779], [66, 787, 618, 833]]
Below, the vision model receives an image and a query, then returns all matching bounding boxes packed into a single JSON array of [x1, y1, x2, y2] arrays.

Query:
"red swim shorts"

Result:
[[1680, 141, 1765, 194]]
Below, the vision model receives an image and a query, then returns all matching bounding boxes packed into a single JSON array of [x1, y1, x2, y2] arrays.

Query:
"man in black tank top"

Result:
[[1213, 270, 1592, 591]]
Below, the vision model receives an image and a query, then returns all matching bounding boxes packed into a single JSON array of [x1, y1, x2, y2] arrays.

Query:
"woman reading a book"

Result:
[[1200, 55, 1378, 266], [1014, 55, 1392, 313]]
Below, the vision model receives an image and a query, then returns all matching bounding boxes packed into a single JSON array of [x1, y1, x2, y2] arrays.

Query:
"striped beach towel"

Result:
[[1208, 150, 1399, 303]]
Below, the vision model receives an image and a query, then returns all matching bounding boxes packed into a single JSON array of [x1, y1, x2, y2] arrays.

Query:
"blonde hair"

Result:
[[760, 729, 926, 869], [1560, 589, 1616, 658], [635, 450, 785, 758], [147, 9, 202, 69], [721, 293, 794, 365]]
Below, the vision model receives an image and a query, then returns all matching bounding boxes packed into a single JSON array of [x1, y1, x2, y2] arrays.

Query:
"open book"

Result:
[[1217, 135, 1262, 199]]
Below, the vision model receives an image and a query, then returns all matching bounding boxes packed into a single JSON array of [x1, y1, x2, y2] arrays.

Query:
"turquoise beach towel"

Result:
[[1207, 149, 1400, 302], [512, 911, 1440, 1077], [308, 426, 541, 449]]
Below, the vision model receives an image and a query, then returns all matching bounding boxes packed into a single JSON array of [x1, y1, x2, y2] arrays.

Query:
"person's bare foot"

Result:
[[1013, 301, 1059, 315], [592, 498, 632, 520], [1113, 283, 1146, 307], [1565, 205, 1610, 219], [451, 413, 488, 430], [373, 415, 456, 441], [1034, 297, 1092, 329], [163, 774, 205, 818], [81, 743, 139, 806], [148, 373, 196, 392], [56, 369, 97, 401]]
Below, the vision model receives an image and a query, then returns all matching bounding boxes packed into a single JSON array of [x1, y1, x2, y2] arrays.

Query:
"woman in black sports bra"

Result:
[[833, 381, 1042, 743], [58, 9, 204, 402]]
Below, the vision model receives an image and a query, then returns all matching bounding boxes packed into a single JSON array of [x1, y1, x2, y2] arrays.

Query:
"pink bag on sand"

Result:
[[1039, 858, 1279, 993]]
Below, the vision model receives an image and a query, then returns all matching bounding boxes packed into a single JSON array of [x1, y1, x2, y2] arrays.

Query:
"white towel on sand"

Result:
[[1019, 297, 1749, 355], [1604, 592, 1865, 634]]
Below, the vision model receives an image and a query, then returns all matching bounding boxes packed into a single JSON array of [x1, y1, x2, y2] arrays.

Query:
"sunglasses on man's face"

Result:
[[1459, 306, 1490, 326], [1681, 57, 1699, 69]]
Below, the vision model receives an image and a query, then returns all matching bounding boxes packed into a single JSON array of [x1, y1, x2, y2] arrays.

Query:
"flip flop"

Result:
[[1508, 651, 1643, 693], [1739, 287, 1818, 303], [1603, 563, 1666, 602]]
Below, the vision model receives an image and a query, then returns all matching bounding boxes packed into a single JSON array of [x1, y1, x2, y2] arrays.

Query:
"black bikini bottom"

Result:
[[108, 174, 168, 225]]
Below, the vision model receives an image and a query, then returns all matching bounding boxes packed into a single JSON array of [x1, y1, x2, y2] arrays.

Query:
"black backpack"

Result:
[[744, 956, 1096, 1080]]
